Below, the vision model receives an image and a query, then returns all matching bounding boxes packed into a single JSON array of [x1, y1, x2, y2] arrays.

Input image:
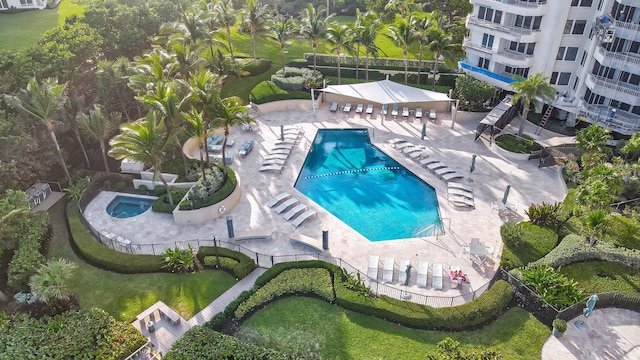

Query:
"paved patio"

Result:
[[84, 103, 568, 301]]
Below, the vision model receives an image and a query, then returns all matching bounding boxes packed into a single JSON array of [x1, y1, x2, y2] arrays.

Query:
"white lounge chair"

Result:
[[429, 109, 437, 120], [266, 192, 290, 207], [415, 108, 423, 119], [450, 265, 463, 288], [448, 195, 475, 208], [381, 104, 388, 115], [330, 102, 338, 112], [432, 263, 444, 290], [367, 255, 380, 280], [275, 139, 296, 145], [366, 104, 374, 114], [266, 154, 289, 160], [355, 104, 364, 113], [116, 236, 131, 245], [272, 144, 294, 150], [408, 151, 428, 159], [388, 138, 406, 146], [402, 146, 422, 155], [416, 261, 429, 287], [259, 165, 283, 172], [426, 162, 447, 170], [448, 188, 474, 199], [396, 142, 415, 150], [448, 182, 472, 192], [343, 103, 352, 112], [100, 229, 116, 240], [383, 257, 394, 283], [292, 209, 317, 228], [283, 204, 307, 220], [397, 259, 411, 285], [270, 148, 291, 155], [419, 157, 440, 166], [434, 167, 457, 176], [402, 107, 409, 118], [442, 172, 464, 182], [274, 198, 299, 214], [262, 159, 286, 166], [391, 103, 399, 116]]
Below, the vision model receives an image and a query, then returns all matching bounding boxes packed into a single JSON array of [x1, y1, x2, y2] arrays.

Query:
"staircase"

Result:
[[535, 104, 555, 135]]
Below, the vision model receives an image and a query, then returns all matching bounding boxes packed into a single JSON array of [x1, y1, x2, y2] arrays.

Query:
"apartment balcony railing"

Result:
[[467, 16, 533, 39], [459, 58, 517, 84], [614, 20, 640, 32], [578, 101, 640, 135], [595, 46, 640, 67], [462, 38, 493, 55], [586, 73, 640, 102], [472, 0, 546, 9]]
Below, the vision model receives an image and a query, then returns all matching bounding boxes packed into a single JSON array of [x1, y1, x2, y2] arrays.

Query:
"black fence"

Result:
[[500, 269, 559, 327]]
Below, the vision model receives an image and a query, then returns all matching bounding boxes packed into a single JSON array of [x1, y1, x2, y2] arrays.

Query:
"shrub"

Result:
[[500, 222, 558, 269], [152, 188, 188, 213], [271, 67, 323, 91], [164, 326, 293, 360], [249, 81, 311, 104], [137, 184, 148, 194], [153, 185, 167, 195], [238, 58, 272, 76], [519, 265, 583, 309], [495, 134, 536, 153], [234, 268, 335, 319], [606, 214, 640, 249], [204, 256, 238, 271], [526, 202, 563, 228], [113, 181, 127, 191], [180, 167, 237, 210], [438, 74, 458, 87], [67, 201, 164, 273], [198, 246, 256, 279], [552, 318, 567, 333], [7, 245, 46, 291], [162, 246, 197, 273], [288, 59, 308, 67]]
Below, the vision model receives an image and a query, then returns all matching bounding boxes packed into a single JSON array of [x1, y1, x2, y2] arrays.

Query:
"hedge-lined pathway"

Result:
[[132, 267, 267, 355]]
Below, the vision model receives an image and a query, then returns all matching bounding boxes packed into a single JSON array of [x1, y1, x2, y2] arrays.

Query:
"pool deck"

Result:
[[84, 104, 569, 301]]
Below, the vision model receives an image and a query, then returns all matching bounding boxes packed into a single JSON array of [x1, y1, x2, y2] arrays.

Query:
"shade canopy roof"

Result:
[[320, 80, 450, 104]]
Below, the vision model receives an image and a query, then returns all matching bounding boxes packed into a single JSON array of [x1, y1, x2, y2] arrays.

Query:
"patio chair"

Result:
[[396, 142, 415, 150], [391, 103, 399, 116], [448, 188, 473, 199], [448, 194, 475, 208], [383, 257, 395, 283], [432, 263, 444, 290], [330, 102, 339, 112], [275, 139, 297, 145], [442, 172, 464, 182], [434, 167, 457, 176], [274, 198, 299, 214], [408, 151, 428, 160], [283, 204, 307, 221], [270, 148, 291, 155], [259, 164, 283, 172], [272, 144, 294, 150], [415, 108, 423, 119], [419, 157, 440, 166], [266, 154, 289, 160], [238, 140, 254, 157], [397, 259, 411, 285], [262, 158, 286, 166], [429, 109, 437, 120], [401, 146, 423, 155], [355, 104, 364, 113], [402, 107, 409, 118], [366, 104, 374, 114], [448, 182, 472, 192], [367, 255, 380, 280], [426, 162, 447, 170], [343, 103, 352, 112], [292, 209, 317, 228], [416, 261, 429, 287], [266, 192, 291, 207], [381, 104, 388, 115], [388, 138, 407, 146]]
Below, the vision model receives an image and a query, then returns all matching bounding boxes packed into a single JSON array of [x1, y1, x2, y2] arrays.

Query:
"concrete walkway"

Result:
[[541, 308, 640, 359]]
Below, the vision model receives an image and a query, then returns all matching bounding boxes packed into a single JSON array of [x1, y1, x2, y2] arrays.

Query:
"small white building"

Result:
[[0, 0, 48, 11]]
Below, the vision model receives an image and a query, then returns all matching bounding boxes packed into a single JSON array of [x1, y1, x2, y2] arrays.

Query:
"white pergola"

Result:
[[320, 79, 450, 105]]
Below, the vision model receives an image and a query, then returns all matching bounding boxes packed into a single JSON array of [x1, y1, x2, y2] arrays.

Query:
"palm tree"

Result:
[[29, 258, 77, 305], [77, 105, 121, 173], [109, 112, 178, 205], [268, 15, 297, 78], [210, 96, 252, 181], [300, 3, 333, 72], [425, 27, 455, 90], [361, 21, 384, 82], [4, 77, 71, 184], [386, 16, 418, 84], [576, 124, 613, 167], [414, 15, 437, 85], [159, 11, 210, 48], [242, 0, 271, 62], [326, 24, 353, 85], [63, 93, 91, 169], [214, 0, 237, 61], [385, 0, 413, 19], [349, 9, 373, 80], [183, 109, 209, 181], [165, 40, 207, 80], [510, 72, 557, 137], [96, 58, 134, 120]]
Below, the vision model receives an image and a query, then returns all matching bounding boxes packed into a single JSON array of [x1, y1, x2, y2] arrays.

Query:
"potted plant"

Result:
[[553, 318, 567, 337]]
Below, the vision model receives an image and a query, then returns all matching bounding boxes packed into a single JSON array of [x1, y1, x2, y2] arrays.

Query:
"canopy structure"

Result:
[[474, 96, 518, 141], [320, 79, 450, 105]]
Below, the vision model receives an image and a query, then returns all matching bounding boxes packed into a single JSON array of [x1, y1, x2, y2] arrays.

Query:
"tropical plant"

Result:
[[29, 258, 77, 305], [526, 202, 563, 228], [576, 163, 624, 213], [384, 0, 412, 19], [242, 0, 271, 62], [64, 177, 91, 201], [341, 268, 372, 296], [510, 72, 557, 137], [4, 77, 71, 184], [96, 58, 135, 120], [414, 14, 437, 85], [583, 209, 609, 246], [183, 109, 209, 181], [576, 124, 613, 167], [455, 75, 496, 110], [109, 112, 178, 206], [161, 246, 197, 273], [520, 265, 583, 309], [77, 105, 121, 173], [426, 337, 501, 360], [386, 16, 418, 84], [326, 23, 353, 85], [360, 19, 384, 82], [62, 94, 91, 169], [300, 3, 333, 71], [552, 318, 567, 333], [426, 27, 457, 90], [214, 0, 237, 60], [210, 96, 252, 180], [267, 15, 297, 78], [349, 10, 379, 80]]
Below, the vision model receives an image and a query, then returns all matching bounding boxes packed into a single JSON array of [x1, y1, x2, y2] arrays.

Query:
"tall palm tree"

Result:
[[361, 21, 384, 82], [385, 0, 413, 19], [4, 77, 71, 184], [77, 105, 121, 173], [242, 0, 271, 62], [214, 0, 237, 61], [300, 3, 333, 72], [159, 11, 210, 49], [326, 24, 353, 85], [96, 58, 134, 120], [63, 93, 91, 169], [511, 72, 557, 137], [210, 96, 252, 181], [268, 15, 297, 78], [414, 14, 437, 85], [29, 258, 77, 305], [165, 40, 207, 80], [426, 27, 457, 90], [386, 16, 418, 84], [109, 112, 178, 205], [349, 9, 370, 80], [576, 124, 613, 167], [183, 109, 209, 181]]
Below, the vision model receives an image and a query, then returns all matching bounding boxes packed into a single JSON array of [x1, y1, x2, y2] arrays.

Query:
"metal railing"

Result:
[[500, 269, 559, 327], [459, 59, 517, 84]]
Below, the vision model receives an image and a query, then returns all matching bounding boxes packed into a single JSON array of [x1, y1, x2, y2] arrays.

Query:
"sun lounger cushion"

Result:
[[388, 138, 407, 145], [367, 255, 380, 280], [396, 142, 415, 150], [448, 188, 473, 198], [259, 164, 283, 172], [419, 158, 440, 165], [270, 148, 291, 155], [272, 144, 294, 150], [366, 104, 374, 114], [432, 263, 443, 289], [448, 195, 475, 208], [355, 104, 364, 113], [266, 154, 289, 160], [266, 192, 291, 207], [383, 257, 394, 283], [442, 172, 464, 181], [434, 167, 457, 176], [330, 102, 338, 112], [275, 139, 296, 145], [448, 182, 472, 192], [274, 198, 299, 214], [426, 162, 447, 170], [262, 158, 286, 166], [292, 209, 317, 228], [343, 103, 352, 112], [283, 204, 307, 220], [416, 261, 429, 287]]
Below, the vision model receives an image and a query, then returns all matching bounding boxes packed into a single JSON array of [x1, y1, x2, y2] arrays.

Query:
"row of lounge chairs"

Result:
[[266, 192, 317, 228], [367, 256, 461, 290], [259, 126, 302, 172], [99, 229, 131, 245], [331, 102, 435, 120]]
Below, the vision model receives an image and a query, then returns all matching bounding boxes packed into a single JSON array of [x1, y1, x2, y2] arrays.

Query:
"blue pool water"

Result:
[[294, 129, 442, 241], [106, 195, 155, 218]]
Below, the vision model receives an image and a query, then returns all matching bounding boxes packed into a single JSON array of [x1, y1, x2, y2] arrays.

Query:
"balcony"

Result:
[[612, 20, 640, 39], [459, 58, 516, 86], [466, 16, 538, 43], [594, 46, 640, 73], [470, 0, 547, 16], [462, 38, 493, 55], [578, 102, 640, 135], [585, 73, 640, 107]]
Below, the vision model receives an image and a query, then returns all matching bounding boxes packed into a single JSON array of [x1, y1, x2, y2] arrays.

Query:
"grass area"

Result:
[[237, 297, 549, 359], [47, 200, 237, 322], [221, 66, 279, 102], [559, 261, 640, 294], [0, 0, 86, 51], [495, 134, 536, 154], [501, 222, 558, 269]]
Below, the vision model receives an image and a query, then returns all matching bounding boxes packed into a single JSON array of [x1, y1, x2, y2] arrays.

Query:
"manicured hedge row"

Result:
[[6, 212, 49, 291], [533, 234, 640, 269], [208, 260, 513, 332], [249, 81, 313, 104], [238, 57, 273, 76], [67, 201, 164, 273], [204, 256, 238, 270], [198, 246, 256, 279], [164, 326, 293, 360], [152, 188, 189, 213], [234, 268, 334, 319], [305, 53, 446, 72]]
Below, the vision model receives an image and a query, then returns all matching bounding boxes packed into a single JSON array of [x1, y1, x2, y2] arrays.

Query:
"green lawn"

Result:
[[501, 222, 558, 269], [47, 200, 237, 322], [237, 297, 549, 359], [0, 0, 87, 51], [559, 261, 640, 294], [221, 66, 279, 102]]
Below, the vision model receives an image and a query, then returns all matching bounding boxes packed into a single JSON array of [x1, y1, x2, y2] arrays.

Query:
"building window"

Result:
[[478, 57, 490, 69], [509, 41, 536, 55], [571, 0, 593, 6], [482, 34, 494, 49], [478, 6, 502, 24], [515, 15, 542, 31], [630, 41, 640, 55], [584, 89, 606, 105], [19, 0, 33, 4], [551, 72, 571, 86], [580, 50, 587, 66], [564, 20, 587, 35], [557, 47, 579, 61], [573, 77, 579, 90], [504, 66, 529, 78]]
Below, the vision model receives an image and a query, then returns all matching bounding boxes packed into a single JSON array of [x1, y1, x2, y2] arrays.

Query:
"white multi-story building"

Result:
[[461, 0, 640, 135], [0, 0, 47, 11]]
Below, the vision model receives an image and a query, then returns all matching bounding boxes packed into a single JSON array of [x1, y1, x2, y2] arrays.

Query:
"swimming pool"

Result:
[[106, 195, 155, 218], [294, 129, 442, 241]]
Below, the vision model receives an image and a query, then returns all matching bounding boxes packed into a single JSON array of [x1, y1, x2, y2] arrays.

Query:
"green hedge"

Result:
[[235, 268, 335, 319], [198, 246, 256, 279], [238, 58, 273, 76], [249, 81, 312, 104], [152, 187, 189, 213], [533, 234, 640, 269], [6, 212, 49, 291], [66, 201, 164, 273], [164, 326, 293, 360], [179, 166, 236, 210], [210, 260, 513, 332], [305, 53, 445, 72], [204, 256, 238, 270]]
